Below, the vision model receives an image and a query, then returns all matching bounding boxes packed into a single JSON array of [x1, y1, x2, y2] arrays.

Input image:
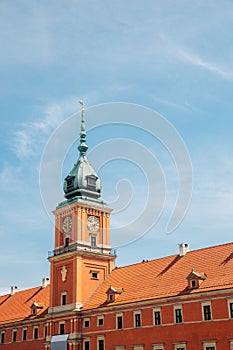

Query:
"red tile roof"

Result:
[[83, 242, 233, 310], [0, 285, 50, 324]]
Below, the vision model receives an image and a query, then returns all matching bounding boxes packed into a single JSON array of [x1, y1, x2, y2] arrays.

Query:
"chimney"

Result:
[[179, 243, 190, 257], [10, 286, 19, 295], [42, 277, 50, 288]]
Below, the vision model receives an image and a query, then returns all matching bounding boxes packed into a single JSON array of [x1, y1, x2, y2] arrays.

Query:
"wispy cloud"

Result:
[[176, 47, 233, 81]]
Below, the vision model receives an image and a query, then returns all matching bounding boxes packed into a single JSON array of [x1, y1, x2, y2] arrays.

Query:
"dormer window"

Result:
[[186, 268, 207, 289], [30, 301, 43, 316], [106, 285, 123, 303]]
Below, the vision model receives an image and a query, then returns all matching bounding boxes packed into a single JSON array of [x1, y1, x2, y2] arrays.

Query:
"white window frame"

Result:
[[174, 342, 186, 350], [0, 331, 5, 344], [134, 310, 142, 328], [229, 340, 233, 350], [202, 341, 216, 350], [59, 321, 65, 335], [91, 270, 99, 279], [228, 298, 233, 319], [90, 235, 97, 246], [84, 317, 90, 328], [153, 307, 162, 325], [22, 327, 27, 341], [174, 305, 183, 324], [201, 301, 212, 321], [153, 344, 164, 350], [97, 315, 104, 327], [115, 347, 125, 350], [97, 336, 105, 350], [12, 329, 17, 342], [116, 312, 123, 329], [133, 346, 144, 350], [83, 337, 90, 350], [61, 291, 67, 306], [33, 326, 39, 340]]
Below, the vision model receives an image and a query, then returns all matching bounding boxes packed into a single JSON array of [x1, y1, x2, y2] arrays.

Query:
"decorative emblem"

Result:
[[87, 216, 100, 232], [61, 266, 67, 282], [62, 216, 72, 233]]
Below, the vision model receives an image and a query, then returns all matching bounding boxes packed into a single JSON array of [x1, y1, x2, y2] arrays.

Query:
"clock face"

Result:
[[62, 216, 72, 233], [87, 215, 100, 232]]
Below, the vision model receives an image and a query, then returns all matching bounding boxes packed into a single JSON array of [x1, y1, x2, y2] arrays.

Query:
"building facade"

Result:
[[1, 106, 233, 350]]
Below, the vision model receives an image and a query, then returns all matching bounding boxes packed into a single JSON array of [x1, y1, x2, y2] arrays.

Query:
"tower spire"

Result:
[[78, 100, 88, 156]]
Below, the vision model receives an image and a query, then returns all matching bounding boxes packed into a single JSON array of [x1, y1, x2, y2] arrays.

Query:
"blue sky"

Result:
[[0, 0, 233, 293]]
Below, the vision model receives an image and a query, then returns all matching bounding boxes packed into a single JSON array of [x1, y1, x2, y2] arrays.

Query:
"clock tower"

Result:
[[48, 104, 116, 314]]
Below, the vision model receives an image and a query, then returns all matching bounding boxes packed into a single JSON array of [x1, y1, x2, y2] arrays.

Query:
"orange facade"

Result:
[[1, 112, 233, 350]]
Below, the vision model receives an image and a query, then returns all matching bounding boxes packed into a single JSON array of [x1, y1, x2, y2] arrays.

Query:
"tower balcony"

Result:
[[48, 241, 116, 258]]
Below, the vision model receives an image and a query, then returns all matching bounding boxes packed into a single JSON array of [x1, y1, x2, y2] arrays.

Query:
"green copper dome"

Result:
[[63, 105, 101, 200]]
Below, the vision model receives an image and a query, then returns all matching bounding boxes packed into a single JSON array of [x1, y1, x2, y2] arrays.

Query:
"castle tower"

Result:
[[48, 103, 116, 314]]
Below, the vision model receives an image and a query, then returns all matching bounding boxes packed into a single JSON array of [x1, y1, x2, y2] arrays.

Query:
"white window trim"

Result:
[[61, 291, 67, 305], [33, 326, 39, 339], [12, 329, 17, 342], [116, 312, 123, 329], [97, 336, 105, 350], [133, 345, 144, 350], [173, 305, 183, 324], [59, 321, 65, 334], [174, 342, 186, 350], [114, 347, 125, 350], [202, 340, 216, 350], [83, 337, 90, 350], [229, 340, 233, 350], [153, 343, 164, 350], [84, 317, 90, 328], [22, 327, 27, 341], [97, 315, 104, 326], [153, 307, 162, 325], [1, 331, 5, 344], [90, 270, 99, 280], [134, 310, 142, 328], [201, 301, 212, 321], [227, 298, 233, 319]]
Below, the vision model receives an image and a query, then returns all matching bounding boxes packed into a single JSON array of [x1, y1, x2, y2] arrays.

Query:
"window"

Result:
[[174, 344, 186, 350], [91, 235, 97, 246], [44, 324, 48, 338], [134, 312, 141, 327], [12, 329, 17, 342], [98, 337, 104, 350], [1, 332, 5, 344], [174, 307, 183, 323], [97, 316, 104, 326], [133, 346, 144, 350], [61, 292, 67, 306], [153, 308, 161, 325], [202, 303, 212, 321], [59, 323, 65, 335], [191, 279, 197, 288], [91, 271, 99, 279], [116, 314, 123, 329], [22, 328, 27, 341], [84, 340, 90, 350], [64, 236, 69, 247], [84, 318, 90, 328], [34, 327, 38, 340], [153, 344, 164, 350], [228, 300, 233, 318], [203, 342, 216, 350]]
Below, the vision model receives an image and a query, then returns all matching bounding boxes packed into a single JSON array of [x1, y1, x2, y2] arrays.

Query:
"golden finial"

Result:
[[79, 99, 85, 121]]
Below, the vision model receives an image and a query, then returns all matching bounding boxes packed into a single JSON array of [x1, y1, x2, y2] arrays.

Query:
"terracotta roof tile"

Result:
[[83, 242, 233, 310], [0, 285, 50, 324]]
